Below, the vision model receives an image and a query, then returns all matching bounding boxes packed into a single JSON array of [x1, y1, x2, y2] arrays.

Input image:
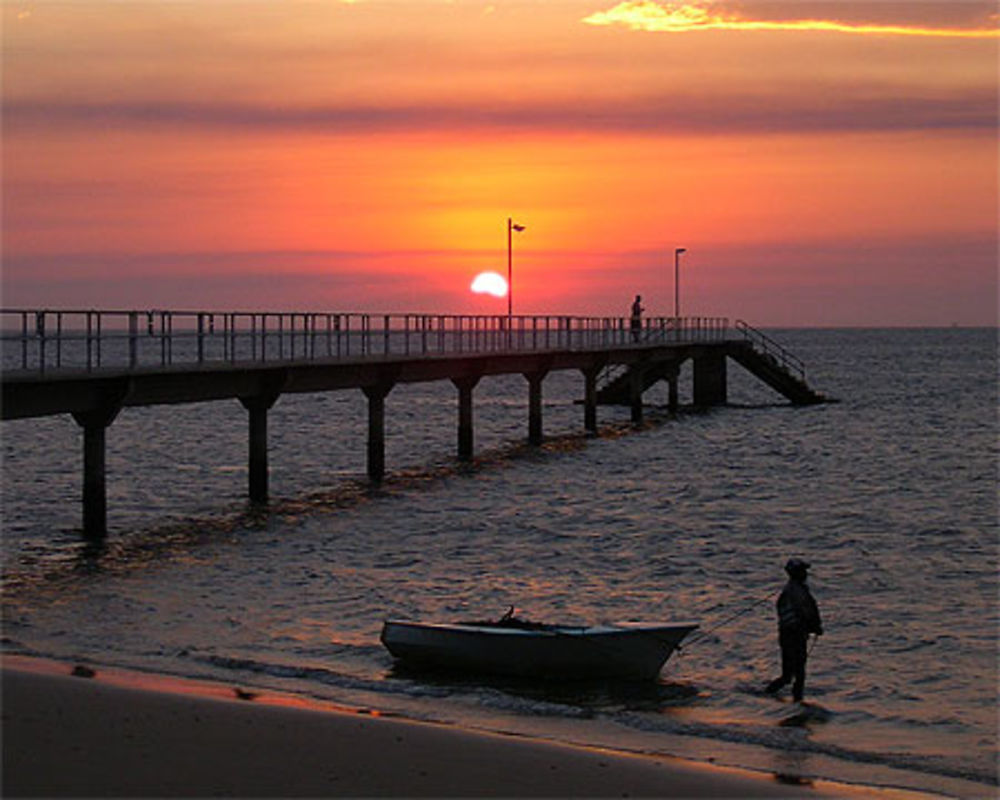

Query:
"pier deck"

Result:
[[1, 310, 827, 537]]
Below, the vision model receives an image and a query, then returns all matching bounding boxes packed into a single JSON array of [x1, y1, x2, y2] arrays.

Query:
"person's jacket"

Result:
[[776, 578, 823, 636]]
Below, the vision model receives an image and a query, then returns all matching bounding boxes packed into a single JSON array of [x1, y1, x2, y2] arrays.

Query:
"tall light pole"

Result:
[[507, 218, 525, 320], [674, 247, 687, 320]]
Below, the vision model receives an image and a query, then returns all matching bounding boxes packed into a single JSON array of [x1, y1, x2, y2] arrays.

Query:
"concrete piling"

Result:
[[525, 371, 547, 445], [363, 383, 394, 483], [693, 352, 727, 406], [582, 366, 600, 435], [629, 365, 645, 426], [453, 376, 480, 461], [71, 391, 126, 539], [239, 392, 280, 504]]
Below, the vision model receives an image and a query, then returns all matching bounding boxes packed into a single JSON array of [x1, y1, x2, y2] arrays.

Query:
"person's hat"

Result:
[[784, 557, 811, 573]]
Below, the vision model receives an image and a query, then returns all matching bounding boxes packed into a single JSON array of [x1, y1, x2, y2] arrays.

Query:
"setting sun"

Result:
[[470, 271, 509, 298]]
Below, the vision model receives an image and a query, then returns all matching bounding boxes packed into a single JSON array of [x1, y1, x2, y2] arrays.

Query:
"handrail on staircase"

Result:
[[734, 320, 806, 382]]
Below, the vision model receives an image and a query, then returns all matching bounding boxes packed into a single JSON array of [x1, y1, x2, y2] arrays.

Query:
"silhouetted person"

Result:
[[765, 558, 822, 702], [630, 295, 643, 342]]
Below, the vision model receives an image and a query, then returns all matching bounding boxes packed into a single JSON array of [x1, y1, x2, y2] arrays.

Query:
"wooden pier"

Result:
[[1, 310, 826, 538]]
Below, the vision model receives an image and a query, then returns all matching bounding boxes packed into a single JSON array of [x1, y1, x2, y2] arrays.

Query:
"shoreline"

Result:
[[2, 654, 930, 798]]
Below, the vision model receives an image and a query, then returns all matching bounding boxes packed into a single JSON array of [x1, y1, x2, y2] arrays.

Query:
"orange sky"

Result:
[[2, 1, 997, 325]]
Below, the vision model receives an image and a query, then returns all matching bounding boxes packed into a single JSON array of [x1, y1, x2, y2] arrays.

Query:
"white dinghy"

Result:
[[380, 615, 698, 681]]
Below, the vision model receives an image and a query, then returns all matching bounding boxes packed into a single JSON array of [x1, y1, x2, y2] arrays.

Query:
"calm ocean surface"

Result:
[[2, 328, 997, 797]]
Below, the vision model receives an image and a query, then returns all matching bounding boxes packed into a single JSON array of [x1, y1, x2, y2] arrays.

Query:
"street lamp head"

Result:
[[675, 247, 687, 255]]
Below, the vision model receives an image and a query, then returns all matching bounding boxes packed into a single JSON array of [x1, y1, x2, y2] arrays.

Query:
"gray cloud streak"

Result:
[[4, 89, 996, 136]]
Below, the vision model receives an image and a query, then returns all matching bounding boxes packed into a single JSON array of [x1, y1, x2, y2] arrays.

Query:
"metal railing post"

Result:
[[55, 312, 63, 368], [19, 312, 27, 370], [35, 311, 46, 373], [85, 311, 93, 370], [164, 312, 171, 365], [128, 311, 138, 368], [261, 314, 268, 362], [234, 313, 241, 362], [97, 312, 104, 367], [197, 313, 205, 364]]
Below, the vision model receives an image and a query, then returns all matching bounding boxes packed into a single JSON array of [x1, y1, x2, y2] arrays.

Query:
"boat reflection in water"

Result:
[[381, 615, 699, 682]]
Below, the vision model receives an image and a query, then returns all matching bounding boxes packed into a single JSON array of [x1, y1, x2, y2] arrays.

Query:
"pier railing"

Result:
[[1, 310, 731, 374]]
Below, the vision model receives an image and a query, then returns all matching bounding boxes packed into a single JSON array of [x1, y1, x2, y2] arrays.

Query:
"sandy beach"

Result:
[[1, 656, 900, 798]]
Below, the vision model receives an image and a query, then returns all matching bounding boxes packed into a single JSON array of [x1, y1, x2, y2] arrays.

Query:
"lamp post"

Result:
[[674, 247, 687, 320], [507, 218, 525, 320]]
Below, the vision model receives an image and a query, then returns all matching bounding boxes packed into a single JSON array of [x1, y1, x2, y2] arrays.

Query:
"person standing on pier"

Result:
[[630, 295, 644, 342], [765, 558, 823, 702]]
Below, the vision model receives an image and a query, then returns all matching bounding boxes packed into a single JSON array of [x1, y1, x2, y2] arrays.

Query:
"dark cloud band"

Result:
[[5, 89, 996, 136]]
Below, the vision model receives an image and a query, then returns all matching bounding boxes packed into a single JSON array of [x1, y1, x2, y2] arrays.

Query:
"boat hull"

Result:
[[380, 620, 698, 681]]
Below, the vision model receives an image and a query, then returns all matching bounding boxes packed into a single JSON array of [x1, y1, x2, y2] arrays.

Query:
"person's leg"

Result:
[[765, 635, 794, 693], [789, 635, 808, 701]]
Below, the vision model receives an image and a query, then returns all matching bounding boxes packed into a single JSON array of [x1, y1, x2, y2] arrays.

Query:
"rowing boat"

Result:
[[380, 617, 698, 681]]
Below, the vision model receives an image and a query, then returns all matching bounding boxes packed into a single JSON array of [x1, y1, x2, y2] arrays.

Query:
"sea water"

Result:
[[2, 328, 996, 797]]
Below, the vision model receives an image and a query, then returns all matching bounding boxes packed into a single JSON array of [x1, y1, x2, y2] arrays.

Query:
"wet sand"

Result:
[[1, 657, 908, 797]]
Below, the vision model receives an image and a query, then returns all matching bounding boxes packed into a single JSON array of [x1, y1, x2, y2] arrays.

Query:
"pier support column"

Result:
[[693, 353, 727, 407], [452, 376, 480, 462], [239, 392, 280, 504], [82, 424, 108, 539], [524, 371, 548, 446], [582, 366, 600, 435], [71, 382, 129, 540], [363, 382, 394, 483], [666, 364, 680, 412], [629, 366, 644, 426], [71, 406, 122, 540]]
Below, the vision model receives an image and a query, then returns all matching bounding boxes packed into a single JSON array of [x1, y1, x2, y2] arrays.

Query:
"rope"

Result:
[[677, 592, 776, 652]]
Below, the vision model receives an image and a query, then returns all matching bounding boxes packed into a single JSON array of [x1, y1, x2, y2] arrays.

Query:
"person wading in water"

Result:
[[765, 558, 823, 702]]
